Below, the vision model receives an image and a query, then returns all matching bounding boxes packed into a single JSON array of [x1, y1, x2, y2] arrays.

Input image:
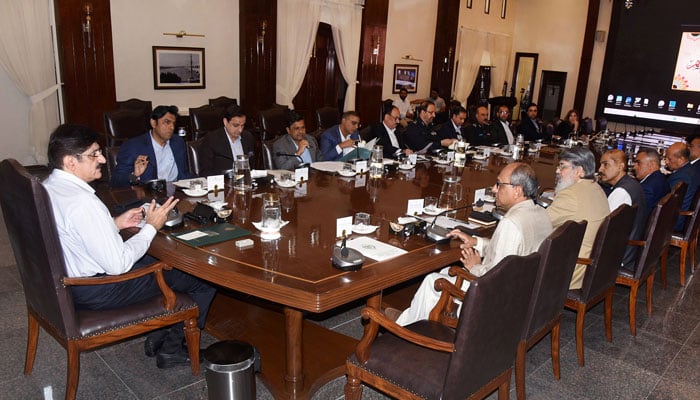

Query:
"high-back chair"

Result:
[[116, 98, 152, 125], [564, 204, 636, 365], [345, 253, 540, 400], [208, 96, 238, 110], [186, 140, 203, 176], [515, 220, 586, 400], [258, 106, 290, 141], [103, 108, 148, 146], [616, 190, 681, 335], [315, 106, 339, 131], [189, 104, 224, 140], [0, 159, 201, 400], [669, 189, 700, 286]]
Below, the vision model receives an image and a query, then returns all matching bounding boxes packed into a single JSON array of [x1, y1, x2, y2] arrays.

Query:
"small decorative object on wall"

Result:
[[393, 64, 419, 94], [152, 46, 205, 90], [467, 0, 473, 9], [485, 0, 490, 14], [501, 0, 507, 19]]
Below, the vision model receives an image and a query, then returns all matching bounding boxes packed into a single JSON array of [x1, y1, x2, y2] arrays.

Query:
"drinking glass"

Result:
[[424, 196, 438, 212], [354, 212, 371, 227]]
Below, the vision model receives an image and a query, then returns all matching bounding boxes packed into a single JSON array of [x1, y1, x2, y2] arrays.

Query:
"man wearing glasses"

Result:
[[490, 104, 515, 145], [373, 103, 413, 158], [393, 162, 551, 326], [546, 148, 610, 289], [44, 124, 215, 369], [436, 105, 467, 143], [664, 142, 699, 232], [633, 149, 670, 221]]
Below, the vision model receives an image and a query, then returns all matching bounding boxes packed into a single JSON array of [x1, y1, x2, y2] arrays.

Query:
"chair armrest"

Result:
[[63, 261, 177, 310], [576, 257, 592, 265], [354, 307, 454, 363], [428, 278, 464, 328], [679, 210, 693, 216], [447, 266, 478, 281], [627, 239, 646, 247]]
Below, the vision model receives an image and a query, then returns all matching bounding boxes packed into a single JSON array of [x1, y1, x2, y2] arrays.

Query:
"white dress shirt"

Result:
[[150, 134, 178, 182], [383, 122, 400, 149], [500, 120, 515, 144], [43, 169, 156, 277], [225, 126, 245, 162]]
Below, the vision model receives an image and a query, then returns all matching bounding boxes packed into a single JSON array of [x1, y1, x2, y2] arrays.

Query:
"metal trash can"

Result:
[[203, 340, 257, 400]]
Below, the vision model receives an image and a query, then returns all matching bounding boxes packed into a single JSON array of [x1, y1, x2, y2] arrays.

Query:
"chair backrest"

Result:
[[208, 96, 238, 110], [0, 159, 78, 338], [522, 220, 587, 340], [103, 108, 148, 146], [596, 117, 607, 133], [189, 105, 224, 140], [101, 146, 120, 183], [186, 140, 203, 176], [631, 191, 681, 280], [442, 253, 540, 399], [579, 204, 636, 300], [261, 142, 274, 170], [582, 117, 593, 134], [680, 189, 700, 241], [315, 106, 339, 131], [116, 98, 152, 125], [259, 106, 290, 141], [359, 125, 374, 142]]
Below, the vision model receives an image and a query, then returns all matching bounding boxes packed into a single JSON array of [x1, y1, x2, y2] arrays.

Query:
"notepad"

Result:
[[171, 223, 251, 247]]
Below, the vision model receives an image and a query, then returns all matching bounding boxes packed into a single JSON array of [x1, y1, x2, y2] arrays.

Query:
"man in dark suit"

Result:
[[436, 105, 467, 144], [685, 132, 700, 178], [272, 110, 322, 170], [665, 142, 699, 232], [320, 111, 361, 161], [198, 104, 255, 176], [405, 100, 448, 153], [111, 105, 194, 187], [516, 103, 548, 142], [463, 105, 493, 146], [633, 148, 670, 222], [373, 103, 413, 158], [490, 104, 515, 145]]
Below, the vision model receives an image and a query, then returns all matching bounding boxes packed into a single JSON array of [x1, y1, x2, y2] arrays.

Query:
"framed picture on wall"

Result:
[[392, 64, 419, 93], [152, 46, 206, 89]]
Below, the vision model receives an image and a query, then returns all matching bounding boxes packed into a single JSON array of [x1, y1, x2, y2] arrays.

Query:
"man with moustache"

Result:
[[44, 124, 216, 369], [598, 149, 646, 269], [111, 105, 194, 187], [320, 111, 361, 161], [464, 105, 493, 146], [436, 104, 467, 142], [406, 100, 457, 153], [393, 86, 414, 120], [372, 103, 413, 158], [490, 104, 516, 145], [393, 162, 552, 326], [633, 149, 670, 221], [685, 132, 700, 177], [547, 147, 610, 289], [664, 142, 699, 232], [517, 103, 548, 142], [272, 110, 322, 170], [198, 104, 256, 176]]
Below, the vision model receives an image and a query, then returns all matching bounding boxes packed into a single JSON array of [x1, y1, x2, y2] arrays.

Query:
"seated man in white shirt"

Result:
[[372, 103, 413, 158], [393, 87, 414, 120], [393, 162, 552, 326], [44, 124, 216, 369]]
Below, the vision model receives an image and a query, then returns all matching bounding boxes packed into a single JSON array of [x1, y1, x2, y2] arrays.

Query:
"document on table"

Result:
[[344, 236, 407, 262]]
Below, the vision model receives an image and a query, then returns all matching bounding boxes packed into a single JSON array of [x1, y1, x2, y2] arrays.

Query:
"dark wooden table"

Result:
[[102, 150, 558, 399]]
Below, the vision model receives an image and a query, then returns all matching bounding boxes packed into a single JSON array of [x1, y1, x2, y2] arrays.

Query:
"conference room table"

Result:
[[102, 148, 559, 399]]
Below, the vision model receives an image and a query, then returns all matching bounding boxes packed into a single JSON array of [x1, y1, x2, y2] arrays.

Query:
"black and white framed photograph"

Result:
[[152, 46, 205, 90], [392, 64, 419, 93]]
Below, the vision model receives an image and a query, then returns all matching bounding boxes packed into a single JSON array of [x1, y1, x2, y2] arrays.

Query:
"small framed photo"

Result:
[[152, 46, 205, 90], [393, 64, 419, 94]]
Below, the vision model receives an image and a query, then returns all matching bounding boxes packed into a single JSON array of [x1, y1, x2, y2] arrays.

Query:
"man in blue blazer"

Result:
[[319, 111, 361, 161], [686, 132, 700, 178], [633, 148, 670, 222], [665, 142, 699, 232], [111, 105, 194, 187]]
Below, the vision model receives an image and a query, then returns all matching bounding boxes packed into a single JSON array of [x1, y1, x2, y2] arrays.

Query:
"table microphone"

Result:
[[425, 199, 484, 244], [332, 235, 364, 271]]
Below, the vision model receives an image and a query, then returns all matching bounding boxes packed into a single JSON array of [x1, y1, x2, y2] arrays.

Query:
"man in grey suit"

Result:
[[272, 110, 322, 170]]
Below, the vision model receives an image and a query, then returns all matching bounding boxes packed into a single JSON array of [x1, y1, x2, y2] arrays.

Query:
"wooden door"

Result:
[[430, 0, 460, 101], [356, 0, 388, 126], [293, 23, 343, 133], [54, 0, 116, 134]]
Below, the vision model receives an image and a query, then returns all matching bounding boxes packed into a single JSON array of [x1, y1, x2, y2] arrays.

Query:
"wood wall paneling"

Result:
[[430, 0, 460, 102], [574, 0, 600, 114], [54, 0, 117, 135], [239, 0, 277, 125], [356, 0, 388, 126]]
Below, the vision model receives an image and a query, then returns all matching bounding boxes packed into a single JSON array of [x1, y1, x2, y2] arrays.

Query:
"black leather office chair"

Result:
[[103, 109, 147, 146]]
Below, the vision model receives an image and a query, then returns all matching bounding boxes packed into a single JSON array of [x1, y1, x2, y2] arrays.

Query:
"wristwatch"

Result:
[[128, 173, 141, 185]]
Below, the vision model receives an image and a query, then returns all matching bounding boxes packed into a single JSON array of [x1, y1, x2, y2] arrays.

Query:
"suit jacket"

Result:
[[547, 179, 610, 289], [111, 132, 193, 187], [640, 170, 670, 222], [272, 134, 321, 170], [198, 127, 255, 177], [319, 125, 360, 161], [405, 119, 440, 153], [517, 118, 547, 142], [464, 123, 494, 146], [435, 120, 464, 142], [372, 123, 407, 158], [489, 120, 512, 145], [667, 162, 699, 232]]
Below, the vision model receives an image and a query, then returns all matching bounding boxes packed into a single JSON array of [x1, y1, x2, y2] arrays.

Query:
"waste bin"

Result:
[[203, 340, 257, 400]]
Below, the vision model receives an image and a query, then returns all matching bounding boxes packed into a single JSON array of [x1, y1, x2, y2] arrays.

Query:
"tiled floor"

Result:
[[1, 207, 700, 399]]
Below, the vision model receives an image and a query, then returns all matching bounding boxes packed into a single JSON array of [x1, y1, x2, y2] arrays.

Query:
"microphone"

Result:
[[276, 151, 303, 161], [425, 199, 485, 244], [331, 234, 364, 271]]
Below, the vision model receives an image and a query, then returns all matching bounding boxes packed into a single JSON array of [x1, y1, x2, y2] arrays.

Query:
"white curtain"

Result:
[[453, 28, 513, 107], [276, 0, 322, 107], [322, 0, 363, 111], [0, 0, 60, 164]]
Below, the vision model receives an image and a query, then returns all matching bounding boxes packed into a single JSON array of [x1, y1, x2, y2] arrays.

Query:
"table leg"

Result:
[[284, 307, 304, 395]]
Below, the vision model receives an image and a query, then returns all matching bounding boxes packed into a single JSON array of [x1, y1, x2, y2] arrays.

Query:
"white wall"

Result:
[[110, 0, 240, 112], [382, 0, 438, 102]]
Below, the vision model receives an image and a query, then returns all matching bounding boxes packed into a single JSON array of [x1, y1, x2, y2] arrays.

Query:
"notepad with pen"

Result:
[[468, 210, 498, 226], [171, 223, 251, 247]]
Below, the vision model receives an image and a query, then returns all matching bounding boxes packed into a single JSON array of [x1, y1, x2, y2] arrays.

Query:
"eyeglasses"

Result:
[[497, 111, 510, 115], [76, 148, 103, 160], [556, 163, 573, 170], [494, 181, 515, 189]]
